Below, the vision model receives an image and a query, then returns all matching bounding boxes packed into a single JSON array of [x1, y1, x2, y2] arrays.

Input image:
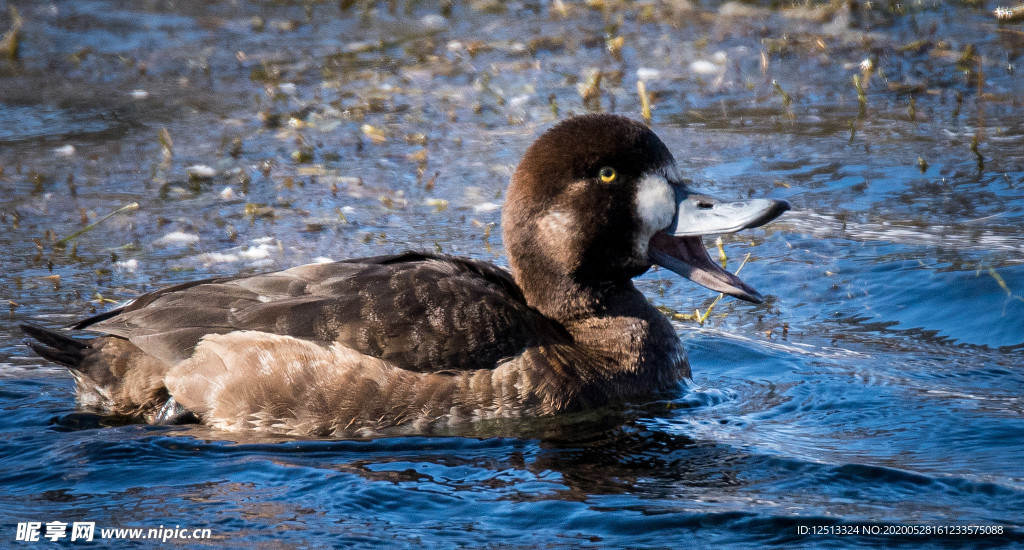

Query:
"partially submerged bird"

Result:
[[23, 114, 788, 436]]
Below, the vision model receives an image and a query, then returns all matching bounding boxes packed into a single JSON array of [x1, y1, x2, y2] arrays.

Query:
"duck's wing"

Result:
[[76, 252, 563, 373]]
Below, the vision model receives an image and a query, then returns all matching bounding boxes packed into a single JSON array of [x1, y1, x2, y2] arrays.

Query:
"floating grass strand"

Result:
[[853, 74, 867, 111], [580, 69, 603, 111], [637, 80, 652, 125], [0, 5, 23, 61], [696, 294, 723, 325], [57, 202, 140, 246], [956, 44, 977, 71], [158, 128, 174, 167], [971, 134, 984, 171], [771, 79, 791, 108], [715, 236, 727, 268], [91, 293, 120, 305]]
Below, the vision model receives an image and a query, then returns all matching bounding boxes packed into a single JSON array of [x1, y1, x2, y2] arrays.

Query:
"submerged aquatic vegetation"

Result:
[[985, 267, 1024, 312]]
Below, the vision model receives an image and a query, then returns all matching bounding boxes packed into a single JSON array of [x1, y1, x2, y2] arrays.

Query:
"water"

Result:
[[2, 0, 1023, 547]]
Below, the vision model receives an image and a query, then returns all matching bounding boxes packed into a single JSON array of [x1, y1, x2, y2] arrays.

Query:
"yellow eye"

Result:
[[598, 166, 617, 183]]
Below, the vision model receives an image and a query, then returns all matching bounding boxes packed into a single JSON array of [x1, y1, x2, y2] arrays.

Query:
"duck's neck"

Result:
[[514, 267, 677, 352], [514, 269, 690, 398], [516, 272, 637, 323]]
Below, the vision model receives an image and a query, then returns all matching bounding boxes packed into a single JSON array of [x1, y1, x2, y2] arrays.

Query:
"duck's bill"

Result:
[[665, 187, 790, 237], [648, 189, 789, 304]]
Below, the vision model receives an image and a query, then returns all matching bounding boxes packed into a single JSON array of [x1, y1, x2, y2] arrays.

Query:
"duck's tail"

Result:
[[20, 324, 183, 422], [20, 323, 88, 369]]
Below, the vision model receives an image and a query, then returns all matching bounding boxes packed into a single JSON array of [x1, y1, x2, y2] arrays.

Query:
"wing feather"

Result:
[[78, 253, 563, 373]]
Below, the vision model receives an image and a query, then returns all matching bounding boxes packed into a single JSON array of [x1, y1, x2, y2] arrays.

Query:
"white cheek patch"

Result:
[[633, 170, 676, 255], [538, 210, 573, 236]]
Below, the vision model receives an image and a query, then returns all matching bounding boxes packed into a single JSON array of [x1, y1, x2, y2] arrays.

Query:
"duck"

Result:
[[22, 114, 788, 437]]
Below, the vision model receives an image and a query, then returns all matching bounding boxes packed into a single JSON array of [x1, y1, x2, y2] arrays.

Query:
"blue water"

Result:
[[2, 0, 1023, 547]]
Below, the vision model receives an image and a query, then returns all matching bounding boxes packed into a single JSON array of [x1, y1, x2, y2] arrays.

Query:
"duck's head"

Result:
[[503, 114, 788, 308]]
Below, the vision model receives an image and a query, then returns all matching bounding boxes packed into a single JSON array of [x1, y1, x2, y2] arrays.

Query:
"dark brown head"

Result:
[[502, 114, 788, 315]]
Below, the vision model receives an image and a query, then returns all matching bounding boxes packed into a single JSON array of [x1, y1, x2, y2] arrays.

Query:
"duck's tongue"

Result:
[[648, 188, 789, 304]]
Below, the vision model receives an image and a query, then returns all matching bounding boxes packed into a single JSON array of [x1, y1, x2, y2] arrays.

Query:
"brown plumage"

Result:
[[22, 114, 788, 436]]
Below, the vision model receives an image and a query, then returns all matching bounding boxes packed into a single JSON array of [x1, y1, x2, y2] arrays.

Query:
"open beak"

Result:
[[649, 185, 789, 303]]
